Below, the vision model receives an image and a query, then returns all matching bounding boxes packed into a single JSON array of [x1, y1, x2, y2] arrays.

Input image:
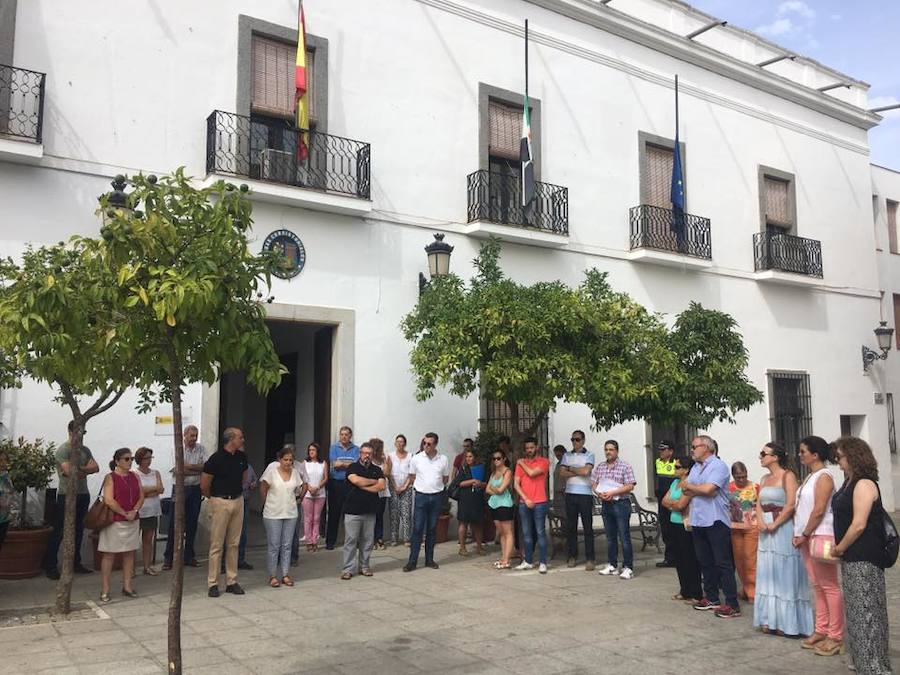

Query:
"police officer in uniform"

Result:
[[654, 440, 677, 568]]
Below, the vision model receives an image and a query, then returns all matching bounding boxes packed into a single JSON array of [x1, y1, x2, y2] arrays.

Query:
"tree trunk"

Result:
[[54, 417, 84, 615], [166, 360, 186, 675]]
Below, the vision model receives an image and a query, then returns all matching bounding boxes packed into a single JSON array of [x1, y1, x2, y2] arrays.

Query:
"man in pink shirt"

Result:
[[513, 437, 551, 573]]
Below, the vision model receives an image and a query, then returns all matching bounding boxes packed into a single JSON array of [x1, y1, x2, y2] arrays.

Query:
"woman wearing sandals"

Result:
[[260, 445, 303, 588], [99, 448, 144, 603], [486, 449, 514, 569], [662, 456, 702, 604], [753, 442, 813, 638], [300, 442, 327, 552], [135, 447, 163, 576], [454, 447, 487, 557], [792, 436, 844, 657], [832, 437, 892, 675]]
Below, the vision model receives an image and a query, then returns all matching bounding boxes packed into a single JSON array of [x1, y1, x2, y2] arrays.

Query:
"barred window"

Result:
[[768, 371, 812, 476], [251, 35, 316, 124], [479, 398, 549, 452]]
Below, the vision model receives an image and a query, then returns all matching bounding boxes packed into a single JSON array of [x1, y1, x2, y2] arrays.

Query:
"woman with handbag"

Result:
[[832, 436, 892, 675], [753, 442, 813, 637], [453, 448, 487, 557], [99, 448, 144, 603], [661, 456, 701, 604], [728, 461, 759, 602], [792, 435, 843, 656]]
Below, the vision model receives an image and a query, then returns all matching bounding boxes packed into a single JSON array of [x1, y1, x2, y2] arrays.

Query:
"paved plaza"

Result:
[[0, 531, 898, 675]]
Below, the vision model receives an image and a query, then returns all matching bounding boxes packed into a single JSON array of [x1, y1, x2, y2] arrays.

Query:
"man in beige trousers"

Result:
[[201, 427, 249, 597]]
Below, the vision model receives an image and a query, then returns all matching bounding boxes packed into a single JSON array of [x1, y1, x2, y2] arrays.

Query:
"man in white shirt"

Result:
[[403, 432, 449, 572], [163, 425, 207, 570]]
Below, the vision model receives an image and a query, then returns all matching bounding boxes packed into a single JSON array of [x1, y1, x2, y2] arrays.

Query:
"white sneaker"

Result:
[[619, 567, 634, 580], [597, 564, 618, 576], [538, 563, 548, 574], [514, 561, 534, 571]]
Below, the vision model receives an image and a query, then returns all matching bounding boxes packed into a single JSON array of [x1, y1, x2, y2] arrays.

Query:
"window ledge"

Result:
[[202, 174, 373, 217], [627, 248, 713, 271], [754, 270, 823, 287], [0, 137, 43, 164], [464, 220, 568, 248]]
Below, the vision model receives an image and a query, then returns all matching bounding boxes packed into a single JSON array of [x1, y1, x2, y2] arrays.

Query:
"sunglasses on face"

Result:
[[121, 457, 133, 463], [570, 438, 583, 443], [690, 444, 706, 450], [759, 451, 774, 458], [492, 456, 503, 461]]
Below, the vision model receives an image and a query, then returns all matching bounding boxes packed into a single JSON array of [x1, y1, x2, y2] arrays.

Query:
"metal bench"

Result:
[[547, 494, 661, 558]]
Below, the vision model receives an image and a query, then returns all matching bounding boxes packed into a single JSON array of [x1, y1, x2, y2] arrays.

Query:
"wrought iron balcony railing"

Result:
[[753, 231, 823, 278], [0, 64, 45, 143], [629, 204, 712, 259], [466, 169, 568, 235], [205, 110, 370, 199]]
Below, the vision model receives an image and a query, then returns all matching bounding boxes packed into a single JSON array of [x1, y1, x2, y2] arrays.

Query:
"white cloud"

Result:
[[756, 17, 793, 36], [778, 1, 816, 20]]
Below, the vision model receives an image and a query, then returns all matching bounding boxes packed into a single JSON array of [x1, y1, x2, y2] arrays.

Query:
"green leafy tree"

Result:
[[402, 239, 682, 448], [91, 169, 283, 675], [652, 302, 764, 429], [0, 240, 147, 614]]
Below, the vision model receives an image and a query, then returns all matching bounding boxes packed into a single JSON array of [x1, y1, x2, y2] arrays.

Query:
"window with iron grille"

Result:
[[767, 371, 812, 472], [479, 397, 549, 452]]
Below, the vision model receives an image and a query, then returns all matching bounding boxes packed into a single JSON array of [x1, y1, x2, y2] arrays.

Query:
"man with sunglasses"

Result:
[[403, 432, 449, 572], [558, 430, 596, 570], [681, 435, 741, 618]]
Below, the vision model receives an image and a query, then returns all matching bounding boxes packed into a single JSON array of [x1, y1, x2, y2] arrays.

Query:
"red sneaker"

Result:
[[714, 605, 742, 618], [692, 599, 718, 611]]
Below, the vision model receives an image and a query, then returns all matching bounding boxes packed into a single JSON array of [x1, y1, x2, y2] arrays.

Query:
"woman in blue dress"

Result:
[[753, 442, 813, 637]]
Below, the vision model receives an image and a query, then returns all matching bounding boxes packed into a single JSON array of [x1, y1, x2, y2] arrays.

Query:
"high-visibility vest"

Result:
[[655, 458, 676, 477]]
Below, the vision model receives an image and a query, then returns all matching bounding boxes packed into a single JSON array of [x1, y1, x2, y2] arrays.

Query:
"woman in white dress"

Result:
[[134, 447, 163, 576], [387, 434, 413, 546], [99, 448, 144, 603]]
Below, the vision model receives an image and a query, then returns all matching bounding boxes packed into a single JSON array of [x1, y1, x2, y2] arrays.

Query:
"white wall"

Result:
[[0, 0, 894, 509]]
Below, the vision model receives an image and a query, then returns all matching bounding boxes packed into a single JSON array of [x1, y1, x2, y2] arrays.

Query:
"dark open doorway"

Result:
[[218, 320, 334, 473]]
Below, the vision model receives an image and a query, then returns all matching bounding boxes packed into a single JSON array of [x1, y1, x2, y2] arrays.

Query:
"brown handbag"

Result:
[[83, 476, 115, 531]]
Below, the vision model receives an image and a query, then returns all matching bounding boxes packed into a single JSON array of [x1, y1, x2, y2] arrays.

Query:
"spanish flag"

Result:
[[295, 1, 310, 160]]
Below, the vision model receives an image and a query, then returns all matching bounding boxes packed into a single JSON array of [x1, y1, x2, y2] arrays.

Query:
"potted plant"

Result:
[[434, 491, 452, 543], [0, 436, 56, 578]]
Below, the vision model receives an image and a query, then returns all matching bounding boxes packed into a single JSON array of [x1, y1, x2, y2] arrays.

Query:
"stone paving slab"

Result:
[[0, 535, 897, 674]]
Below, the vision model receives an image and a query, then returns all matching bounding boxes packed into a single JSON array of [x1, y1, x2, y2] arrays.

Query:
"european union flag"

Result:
[[670, 138, 686, 252]]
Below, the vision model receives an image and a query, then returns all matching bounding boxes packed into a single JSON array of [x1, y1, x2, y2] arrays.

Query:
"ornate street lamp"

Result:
[[419, 233, 454, 295], [862, 321, 895, 372], [100, 174, 133, 226]]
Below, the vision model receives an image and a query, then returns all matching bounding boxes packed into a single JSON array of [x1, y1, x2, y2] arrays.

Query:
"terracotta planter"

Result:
[[435, 514, 451, 543], [0, 526, 53, 579]]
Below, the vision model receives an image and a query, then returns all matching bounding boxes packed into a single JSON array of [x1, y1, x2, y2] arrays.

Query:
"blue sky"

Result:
[[686, 0, 900, 169]]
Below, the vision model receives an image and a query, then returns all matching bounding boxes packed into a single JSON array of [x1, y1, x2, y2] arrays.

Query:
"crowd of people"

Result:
[[24, 421, 895, 675]]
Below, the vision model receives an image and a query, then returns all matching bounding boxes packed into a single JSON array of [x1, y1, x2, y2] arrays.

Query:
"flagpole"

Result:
[[674, 74, 679, 140], [525, 19, 529, 103]]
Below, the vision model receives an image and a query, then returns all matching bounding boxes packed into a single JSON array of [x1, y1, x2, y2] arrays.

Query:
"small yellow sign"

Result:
[[155, 415, 173, 425]]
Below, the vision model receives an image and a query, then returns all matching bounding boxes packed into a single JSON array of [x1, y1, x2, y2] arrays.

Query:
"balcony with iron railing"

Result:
[[204, 110, 372, 215], [465, 169, 568, 246], [0, 63, 46, 162], [753, 230, 823, 281], [626, 204, 713, 269]]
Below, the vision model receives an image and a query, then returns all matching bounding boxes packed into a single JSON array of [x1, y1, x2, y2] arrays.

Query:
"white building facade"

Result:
[[1, 0, 897, 509]]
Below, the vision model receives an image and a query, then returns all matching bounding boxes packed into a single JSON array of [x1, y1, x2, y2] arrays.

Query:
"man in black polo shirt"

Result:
[[340, 441, 385, 580], [201, 427, 249, 597]]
